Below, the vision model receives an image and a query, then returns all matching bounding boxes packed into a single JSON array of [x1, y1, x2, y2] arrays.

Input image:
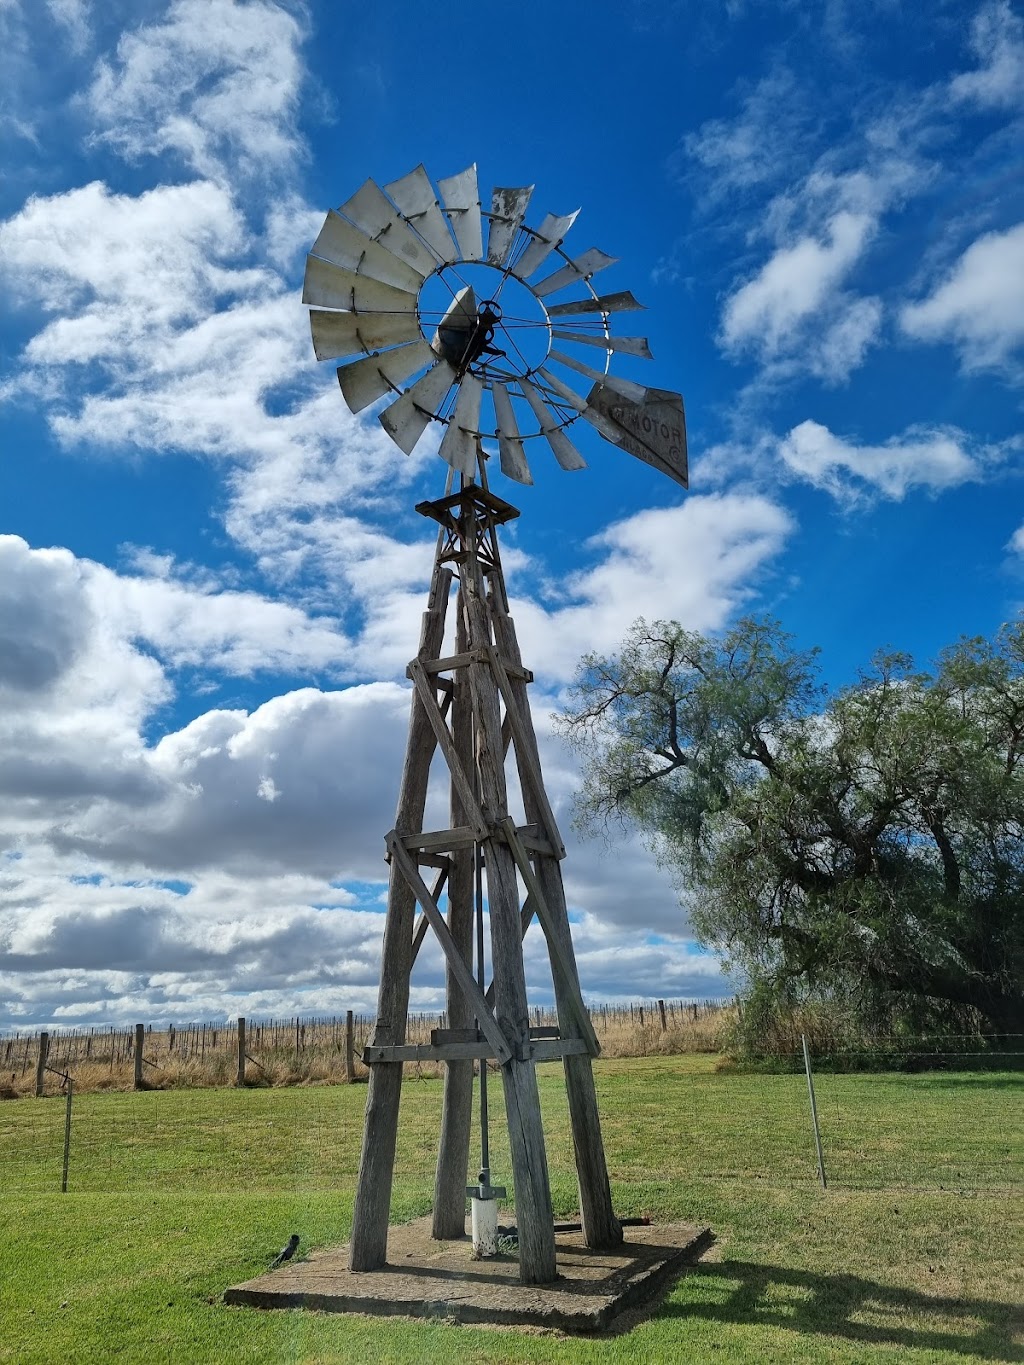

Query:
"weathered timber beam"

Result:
[[418, 651, 533, 683], [407, 658, 488, 837], [411, 866, 449, 969], [403, 827, 478, 853], [364, 1038, 590, 1064], [387, 833, 512, 1066], [501, 817, 600, 1056], [533, 1038, 589, 1061], [484, 891, 536, 1007], [399, 824, 554, 857], [431, 1027, 480, 1044], [485, 644, 564, 857]]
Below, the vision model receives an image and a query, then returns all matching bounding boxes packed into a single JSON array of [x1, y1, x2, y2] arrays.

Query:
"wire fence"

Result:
[[3, 1040, 1021, 1197], [0, 999, 730, 1097]]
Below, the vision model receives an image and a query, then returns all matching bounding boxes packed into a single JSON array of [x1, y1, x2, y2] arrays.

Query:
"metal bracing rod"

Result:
[[475, 835, 489, 1177]]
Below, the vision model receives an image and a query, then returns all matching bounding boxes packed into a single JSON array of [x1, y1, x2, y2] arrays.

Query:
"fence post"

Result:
[[658, 999, 667, 1032], [236, 1017, 246, 1087], [35, 1033, 49, 1097], [134, 1023, 145, 1090], [345, 1009, 355, 1082], [62, 1078, 73, 1192], [801, 1034, 828, 1190]]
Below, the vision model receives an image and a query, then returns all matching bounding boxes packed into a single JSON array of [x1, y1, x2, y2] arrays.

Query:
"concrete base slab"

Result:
[[224, 1216, 712, 1333]]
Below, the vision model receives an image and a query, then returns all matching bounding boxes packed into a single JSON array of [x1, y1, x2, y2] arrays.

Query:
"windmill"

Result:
[[304, 164, 687, 1286]]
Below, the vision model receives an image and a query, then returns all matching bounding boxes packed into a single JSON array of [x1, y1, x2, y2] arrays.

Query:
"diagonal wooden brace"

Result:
[[485, 645, 565, 857], [499, 818, 600, 1056], [407, 658, 488, 837], [387, 832, 513, 1066], [411, 865, 450, 968]]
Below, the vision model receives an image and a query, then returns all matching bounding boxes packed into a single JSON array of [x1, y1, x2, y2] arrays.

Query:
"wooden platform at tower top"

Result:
[[347, 472, 622, 1286]]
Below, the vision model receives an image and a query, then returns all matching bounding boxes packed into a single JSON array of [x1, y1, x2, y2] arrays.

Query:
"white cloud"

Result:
[[1007, 524, 1024, 556], [53, 684, 412, 879], [86, 0, 306, 181], [89, 560, 350, 676], [45, 0, 90, 52], [1, 179, 257, 325], [900, 222, 1024, 374], [778, 419, 980, 502], [681, 66, 812, 201], [505, 494, 794, 684], [0, 523, 746, 1026], [721, 210, 876, 362], [950, 0, 1024, 110]]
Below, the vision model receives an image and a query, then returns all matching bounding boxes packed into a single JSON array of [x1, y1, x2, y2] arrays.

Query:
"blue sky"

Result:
[[1, 0, 1022, 1029]]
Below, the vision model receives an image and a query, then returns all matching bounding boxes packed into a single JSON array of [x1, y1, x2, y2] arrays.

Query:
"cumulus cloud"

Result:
[[506, 493, 794, 683], [900, 222, 1024, 374], [0, 176, 415, 548], [720, 211, 884, 382], [778, 419, 981, 503], [86, 0, 306, 180], [0, 522, 744, 1025]]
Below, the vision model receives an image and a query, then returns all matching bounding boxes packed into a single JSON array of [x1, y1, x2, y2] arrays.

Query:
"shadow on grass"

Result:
[[665, 1260, 1023, 1360]]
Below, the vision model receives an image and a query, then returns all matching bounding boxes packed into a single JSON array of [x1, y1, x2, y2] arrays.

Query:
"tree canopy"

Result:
[[558, 617, 1024, 1036]]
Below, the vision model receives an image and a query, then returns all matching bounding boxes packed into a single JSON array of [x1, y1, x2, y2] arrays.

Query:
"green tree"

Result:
[[558, 616, 1024, 1037]]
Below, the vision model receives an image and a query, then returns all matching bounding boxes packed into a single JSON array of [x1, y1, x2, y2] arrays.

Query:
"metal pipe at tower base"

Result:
[[471, 1196, 499, 1257], [467, 1168, 506, 1258]]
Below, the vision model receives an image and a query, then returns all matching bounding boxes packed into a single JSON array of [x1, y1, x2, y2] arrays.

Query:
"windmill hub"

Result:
[[420, 263, 550, 381], [434, 296, 504, 375]]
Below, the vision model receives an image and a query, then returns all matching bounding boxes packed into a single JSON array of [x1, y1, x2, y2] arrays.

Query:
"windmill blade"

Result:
[[379, 360, 457, 455], [385, 165, 458, 265], [438, 372, 483, 477], [536, 367, 624, 445], [309, 211, 426, 293], [339, 178, 439, 278], [310, 308, 422, 361], [549, 349, 647, 405], [491, 381, 532, 485], [519, 377, 586, 471], [487, 185, 534, 267], [438, 165, 483, 262], [532, 247, 618, 298], [512, 210, 580, 280], [303, 257, 419, 315], [336, 339, 435, 413], [552, 328, 654, 359], [546, 291, 645, 317]]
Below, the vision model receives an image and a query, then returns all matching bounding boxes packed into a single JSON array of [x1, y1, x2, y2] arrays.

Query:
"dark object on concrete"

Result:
[[225, 1216, 712, 1334], [270, 1234, 300, 1269]]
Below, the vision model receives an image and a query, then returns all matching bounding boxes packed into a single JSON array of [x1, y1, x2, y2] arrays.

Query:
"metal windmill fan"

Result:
[[303, 163, 687, 488]]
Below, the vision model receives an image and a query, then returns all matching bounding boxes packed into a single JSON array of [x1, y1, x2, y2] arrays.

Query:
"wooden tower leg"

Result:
[[432, 590, 475, 1238], [490, 586, 623, 1250], [464, 570, 558, 1285], [349, 563, 452, 1272]]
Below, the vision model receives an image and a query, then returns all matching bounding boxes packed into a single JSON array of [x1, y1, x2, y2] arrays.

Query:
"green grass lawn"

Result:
[[2, 1057, 1022, 1363]]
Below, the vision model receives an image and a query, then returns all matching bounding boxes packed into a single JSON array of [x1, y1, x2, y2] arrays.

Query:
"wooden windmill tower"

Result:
[[304, 164, 688, 1285]]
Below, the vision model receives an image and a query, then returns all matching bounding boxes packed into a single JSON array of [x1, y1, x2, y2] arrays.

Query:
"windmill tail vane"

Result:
[[304, 162, 687, 489]]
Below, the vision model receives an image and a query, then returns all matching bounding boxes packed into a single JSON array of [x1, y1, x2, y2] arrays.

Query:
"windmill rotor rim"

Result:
[[306, 162, 682, 486]]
